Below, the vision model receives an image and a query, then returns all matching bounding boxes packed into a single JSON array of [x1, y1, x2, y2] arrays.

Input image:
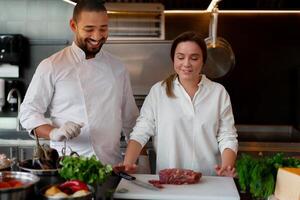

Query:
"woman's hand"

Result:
[[214, 164, 236, 177], [113, 163, 137, 174]]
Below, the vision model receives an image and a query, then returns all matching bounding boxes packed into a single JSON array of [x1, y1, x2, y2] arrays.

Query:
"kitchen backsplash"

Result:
[[0, 0, 73, 41]]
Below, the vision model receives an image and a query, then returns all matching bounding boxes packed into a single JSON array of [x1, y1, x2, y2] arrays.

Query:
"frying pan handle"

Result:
[[211, 7, 219, 48]]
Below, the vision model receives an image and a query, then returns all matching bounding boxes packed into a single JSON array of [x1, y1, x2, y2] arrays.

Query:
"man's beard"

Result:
[[77, 37, 107, 58]]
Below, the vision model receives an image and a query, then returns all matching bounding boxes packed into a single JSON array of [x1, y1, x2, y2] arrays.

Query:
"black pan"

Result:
[[203, 7, 235, 79]]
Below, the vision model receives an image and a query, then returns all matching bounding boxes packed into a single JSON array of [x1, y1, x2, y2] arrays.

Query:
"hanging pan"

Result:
[[203, 7, 235, 79]]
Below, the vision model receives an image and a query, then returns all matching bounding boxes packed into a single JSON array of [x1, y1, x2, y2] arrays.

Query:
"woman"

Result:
[[123, 31, 238, 176]]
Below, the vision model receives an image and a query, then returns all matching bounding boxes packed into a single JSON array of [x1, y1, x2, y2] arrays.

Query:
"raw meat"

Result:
[[148, 168, 202, 188]]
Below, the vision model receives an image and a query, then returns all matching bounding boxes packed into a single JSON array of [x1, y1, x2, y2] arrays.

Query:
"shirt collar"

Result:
[[174, 74, 208, 87], [71, 42, 103, 63], [71, 42, 86, 63]]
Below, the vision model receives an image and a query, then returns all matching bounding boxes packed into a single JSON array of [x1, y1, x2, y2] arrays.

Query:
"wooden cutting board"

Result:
[[113, 174, 240, 200]]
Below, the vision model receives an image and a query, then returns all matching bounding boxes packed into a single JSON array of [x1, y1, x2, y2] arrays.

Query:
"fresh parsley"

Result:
[[59, 155, 113, 185]]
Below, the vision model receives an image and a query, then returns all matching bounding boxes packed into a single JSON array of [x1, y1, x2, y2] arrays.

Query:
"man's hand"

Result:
[[214, 164, 237, 177], [49, 121, 83, 141]]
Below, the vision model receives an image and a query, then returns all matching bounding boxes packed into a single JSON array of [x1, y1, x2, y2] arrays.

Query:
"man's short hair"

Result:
[[73, 0, 107, 22]]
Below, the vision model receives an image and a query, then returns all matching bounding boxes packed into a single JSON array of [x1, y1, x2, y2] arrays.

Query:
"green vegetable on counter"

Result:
[[59, 155, 113, 185], [236, 153, 300, 199]]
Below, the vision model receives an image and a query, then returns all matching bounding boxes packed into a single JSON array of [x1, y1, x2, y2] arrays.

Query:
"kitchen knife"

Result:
[[117, 172, 160, 191]]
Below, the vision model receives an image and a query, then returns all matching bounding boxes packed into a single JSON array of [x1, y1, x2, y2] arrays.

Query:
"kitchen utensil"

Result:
[[116, 172, 160, 191], [61, 140, 79, 157], [114, 174, 240, 200], [18, 159, 64, 194], [203, 4, 235, 80], [18, 160, 59, 176], [0, 171, 40, 200]]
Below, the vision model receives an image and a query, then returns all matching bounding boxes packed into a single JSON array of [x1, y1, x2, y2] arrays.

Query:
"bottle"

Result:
[[0, 79, 5, 112]]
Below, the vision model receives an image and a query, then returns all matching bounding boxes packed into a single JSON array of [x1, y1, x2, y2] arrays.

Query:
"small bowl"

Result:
[[40, 184, 94, 200], [0, 171, 40, 200]]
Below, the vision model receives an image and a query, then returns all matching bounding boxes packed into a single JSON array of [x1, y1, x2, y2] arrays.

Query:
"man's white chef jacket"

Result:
[[130, 75, 238, 175], [20, 42, 139, 165]]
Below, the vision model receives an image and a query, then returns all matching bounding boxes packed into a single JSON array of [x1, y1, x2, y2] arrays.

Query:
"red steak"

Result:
[[148, 168, 202, 188]]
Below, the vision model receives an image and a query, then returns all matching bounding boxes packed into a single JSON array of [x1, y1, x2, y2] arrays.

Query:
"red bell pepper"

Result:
[[58, 180, 89, 194]]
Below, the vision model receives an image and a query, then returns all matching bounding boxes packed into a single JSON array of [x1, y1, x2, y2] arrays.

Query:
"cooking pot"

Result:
[[18, 159, 64, 191], [0, 171, 40, 200], [18, 159, 59, 176], [203, 6, 235, 79]]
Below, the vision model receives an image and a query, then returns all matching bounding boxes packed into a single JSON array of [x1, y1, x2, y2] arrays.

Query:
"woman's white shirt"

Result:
[[130, 75, 238, 175]]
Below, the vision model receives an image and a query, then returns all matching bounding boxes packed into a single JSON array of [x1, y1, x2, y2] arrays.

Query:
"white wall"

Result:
[[0, 0, 73, 41]]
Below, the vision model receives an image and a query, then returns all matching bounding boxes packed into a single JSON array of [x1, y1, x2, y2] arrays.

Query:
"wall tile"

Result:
[[47, 21, 72, 40], [6, 21, 26, 35], [3, 0, 27, 21], [0, 1, 7, 21], [47, 0, 73, 21], [27, 0, 48, 21], [0, 20, 7, 33], [25, 20, 48, 39]]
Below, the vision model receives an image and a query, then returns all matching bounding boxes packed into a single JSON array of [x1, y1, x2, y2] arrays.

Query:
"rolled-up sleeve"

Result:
[[19, 59, 54, 132], [216, 89, 238, 154], [130, 87, 157, 147]]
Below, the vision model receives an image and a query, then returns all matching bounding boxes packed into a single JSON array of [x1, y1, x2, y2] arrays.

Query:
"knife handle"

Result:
[[118, 172, 136, 181]]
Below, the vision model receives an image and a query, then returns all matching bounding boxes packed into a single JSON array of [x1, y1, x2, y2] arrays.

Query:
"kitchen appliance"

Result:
[[103, 41, 173, 96], [114, 174, 240, 200], [0, 79, 4, 111], [0, 34, 27, 78], [0, 34, 26, 65], [105, 3, 165, 40]]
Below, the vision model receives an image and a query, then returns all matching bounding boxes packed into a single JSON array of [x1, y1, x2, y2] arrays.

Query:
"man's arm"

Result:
[[34, 124, 55, 139]]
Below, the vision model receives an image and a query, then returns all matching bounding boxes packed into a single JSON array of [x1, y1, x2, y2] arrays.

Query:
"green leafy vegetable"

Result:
[[59, 155, 113, 185], [236, 153, 300, 199]]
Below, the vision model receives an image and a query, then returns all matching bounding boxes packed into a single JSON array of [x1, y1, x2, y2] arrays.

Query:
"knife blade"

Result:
[[118, 172, 160, 191]]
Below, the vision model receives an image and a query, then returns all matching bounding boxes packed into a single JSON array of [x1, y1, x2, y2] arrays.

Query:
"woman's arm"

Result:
[[221, 148, 236, 167], [122, 139, 143, 173], [215, 148, 237, 177]]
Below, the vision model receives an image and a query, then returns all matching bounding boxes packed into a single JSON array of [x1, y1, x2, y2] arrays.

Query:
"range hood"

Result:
[[105, 3, 165, 40], [62, 1, 165, 40]]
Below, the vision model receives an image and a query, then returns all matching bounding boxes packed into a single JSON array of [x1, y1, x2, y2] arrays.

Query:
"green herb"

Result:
[[59, 155, 113, 185], [236, 153, 300, 199]]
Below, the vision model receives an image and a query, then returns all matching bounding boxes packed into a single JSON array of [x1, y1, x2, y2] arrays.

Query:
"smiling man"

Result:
[[70, 1, 109, 59], [19, 0, 139, 165]]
